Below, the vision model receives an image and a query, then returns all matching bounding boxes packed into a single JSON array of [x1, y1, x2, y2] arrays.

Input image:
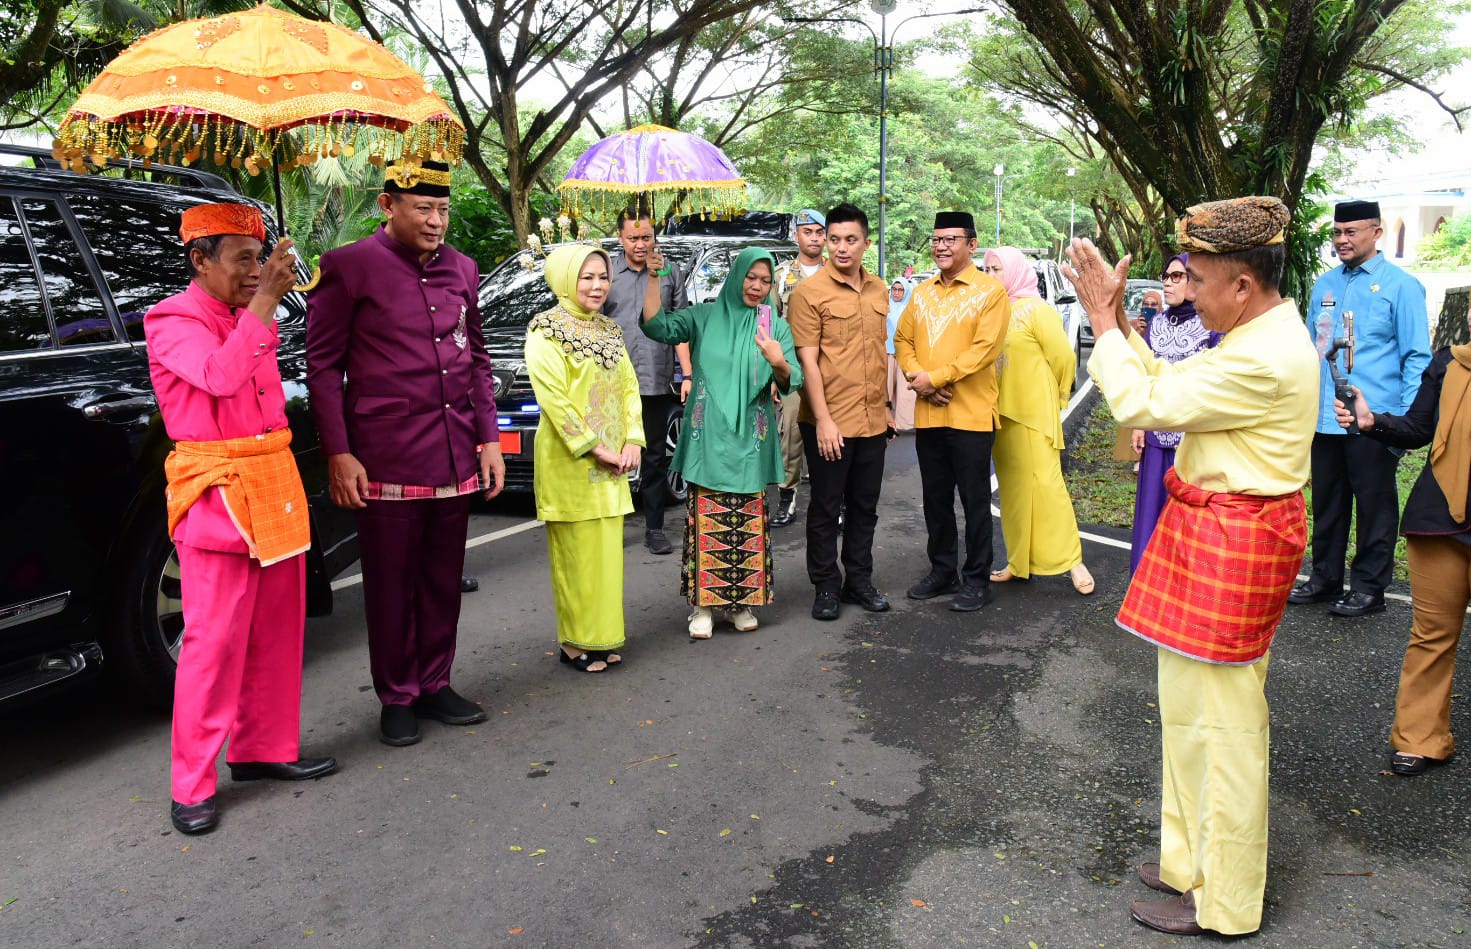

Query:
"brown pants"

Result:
[[1393, 535, 1469, 759], [778, 389, 804, 491]]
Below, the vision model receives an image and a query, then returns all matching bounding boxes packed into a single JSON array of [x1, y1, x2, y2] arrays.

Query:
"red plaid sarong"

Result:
[[1118, 467, 1305, 664]]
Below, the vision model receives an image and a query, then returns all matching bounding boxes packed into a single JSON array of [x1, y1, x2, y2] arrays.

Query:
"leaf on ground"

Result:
[[790, 903, 804, 909], [528, 849, 546, 857], [994, 853, 1006, 860], [180, 845, 190, 853], [720, 829, 732, 837], [750, 814, 761, 820], [508, 927, 524, 935], [584, 837, 598, 844], [825, 856, 835, 863], [910, 899, 926, 907], [129, 796, 142, 803], [657, 829, 669, 836], [1350, 808, 1362, 815], [3, 898, 16, 907], [509, 846, 523, 852]]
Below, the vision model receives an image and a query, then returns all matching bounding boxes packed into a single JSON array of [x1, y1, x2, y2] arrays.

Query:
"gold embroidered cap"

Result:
[[384, 159, 451, 196], [1175, 196, 1290, 254]]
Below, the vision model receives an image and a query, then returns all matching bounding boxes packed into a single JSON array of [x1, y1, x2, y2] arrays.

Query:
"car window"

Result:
[[68, 191, 192, 343], [0, 197, 52, 353], [479, 264, 555, 328], [21, 198, 116, 348], [1034, 264, 1050, 300], [689, 250, 731, 304]]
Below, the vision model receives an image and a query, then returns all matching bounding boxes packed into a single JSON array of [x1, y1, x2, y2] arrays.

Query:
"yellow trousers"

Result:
[[993, 420, 1082, 577], [1157, 647, 1270, 935], [546, 516, 626, 652]]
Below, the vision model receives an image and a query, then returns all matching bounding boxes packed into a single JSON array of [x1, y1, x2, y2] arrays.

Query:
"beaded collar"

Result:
[[528, 305, 625, 370]]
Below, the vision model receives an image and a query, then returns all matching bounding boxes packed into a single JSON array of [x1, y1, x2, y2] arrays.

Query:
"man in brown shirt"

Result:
[[788, 203, 895, 620]]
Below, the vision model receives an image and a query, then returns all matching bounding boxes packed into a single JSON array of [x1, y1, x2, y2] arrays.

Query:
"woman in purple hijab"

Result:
[[1128, 252, 1223, 574]]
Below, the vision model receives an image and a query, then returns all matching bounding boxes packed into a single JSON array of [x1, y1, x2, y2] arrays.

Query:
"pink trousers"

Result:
[[171, 540, 306, 804]]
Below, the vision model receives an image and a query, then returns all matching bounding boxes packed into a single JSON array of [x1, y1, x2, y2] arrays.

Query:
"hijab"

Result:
[[887, 277, 915, 354], [544, 243, 612, 319], [701, 246, 779, 441], [1161, 253, 1198, 326], [984, 246, 1039, 301]]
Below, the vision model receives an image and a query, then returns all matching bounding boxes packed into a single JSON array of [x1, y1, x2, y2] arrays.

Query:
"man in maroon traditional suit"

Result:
[[307, 160, 505, 747]]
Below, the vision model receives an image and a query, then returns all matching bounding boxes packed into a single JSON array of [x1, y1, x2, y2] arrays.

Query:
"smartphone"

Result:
[[757, 303, 772, 336]]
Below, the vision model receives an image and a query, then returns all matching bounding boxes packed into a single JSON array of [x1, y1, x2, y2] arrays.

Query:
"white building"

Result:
[[1347, 169, 1471, 262]]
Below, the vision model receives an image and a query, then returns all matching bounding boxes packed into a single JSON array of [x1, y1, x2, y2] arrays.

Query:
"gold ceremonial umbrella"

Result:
[[53, 3, 463, 231]]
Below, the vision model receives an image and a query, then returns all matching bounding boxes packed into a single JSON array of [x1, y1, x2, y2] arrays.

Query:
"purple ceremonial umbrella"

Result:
[[558, 124, 747, 224]]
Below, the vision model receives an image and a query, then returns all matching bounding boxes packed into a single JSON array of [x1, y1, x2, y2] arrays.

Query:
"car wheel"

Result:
[[665, 405, 688, 503], [111, 512, 184, 710]]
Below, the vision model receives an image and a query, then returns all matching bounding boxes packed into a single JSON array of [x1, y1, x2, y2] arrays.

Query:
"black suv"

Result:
[[477, 235, 799, 495], [0, 145, 359, 710]]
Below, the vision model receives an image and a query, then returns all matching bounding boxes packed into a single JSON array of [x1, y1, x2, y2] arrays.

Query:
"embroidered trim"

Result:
[[528, 305, 625, 369]]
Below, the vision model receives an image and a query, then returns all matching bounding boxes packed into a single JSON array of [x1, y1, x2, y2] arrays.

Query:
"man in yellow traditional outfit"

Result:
[[1065, 197, 1319, 936], [146, 203, 336, 835]]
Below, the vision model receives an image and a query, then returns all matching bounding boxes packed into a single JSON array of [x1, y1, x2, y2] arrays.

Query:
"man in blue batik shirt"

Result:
[[1289, 199, 1430, 617]]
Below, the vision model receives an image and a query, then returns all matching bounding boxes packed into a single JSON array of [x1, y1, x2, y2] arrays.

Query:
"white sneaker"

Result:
[[688, 607, 714, 639], [727, 608, 758, 631]]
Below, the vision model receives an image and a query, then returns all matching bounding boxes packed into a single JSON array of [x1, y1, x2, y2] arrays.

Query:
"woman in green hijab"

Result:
[[526, 244, 645, 672], [640, 246, 803, 639]]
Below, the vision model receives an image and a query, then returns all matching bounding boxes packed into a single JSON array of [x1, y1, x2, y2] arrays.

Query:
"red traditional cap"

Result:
[[179, 203, 266, 245]]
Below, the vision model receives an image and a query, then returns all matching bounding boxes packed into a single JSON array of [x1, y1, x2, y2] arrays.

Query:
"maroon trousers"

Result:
[[355, 495, 472, 706]]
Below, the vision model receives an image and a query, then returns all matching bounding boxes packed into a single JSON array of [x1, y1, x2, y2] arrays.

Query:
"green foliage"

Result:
[[450, 186, 560, 272], [743, 53, 1083, 279], [1417, 215, 1471, 267]]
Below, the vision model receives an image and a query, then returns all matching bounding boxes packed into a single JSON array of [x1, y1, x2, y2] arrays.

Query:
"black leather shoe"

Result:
[[949, 585, 990, 612], [771, 490, 796, 528], [840, 584, 891, 612], [415, 686, 488, 725], [1328, 590, 1386, 617], [380, 704, 422, 746], [460, 575, 479, 594], [645, 529, 674, 555], [811, 591, 840, 621], [170, 798, 218, 835], [906, 571, 960, 600], [229, 757, 338, 782], [1287, 579, 1341, 605], [1390, 751, 1447, 776]]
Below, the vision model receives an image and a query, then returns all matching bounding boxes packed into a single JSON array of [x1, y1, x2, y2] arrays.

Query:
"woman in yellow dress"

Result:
[[982, 246, 1094, 594], [525, 244, 645, 672]]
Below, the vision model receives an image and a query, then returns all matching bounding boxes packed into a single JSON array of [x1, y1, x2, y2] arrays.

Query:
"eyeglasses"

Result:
[[1161, 271, 1187, 284], [930, 235, 971, 248]]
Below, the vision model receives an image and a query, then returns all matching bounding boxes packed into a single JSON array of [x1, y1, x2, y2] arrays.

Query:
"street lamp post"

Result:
[[1066, 166, 1077, 243], [993, 163, 1004, 246], [785, 3, 985, 280]]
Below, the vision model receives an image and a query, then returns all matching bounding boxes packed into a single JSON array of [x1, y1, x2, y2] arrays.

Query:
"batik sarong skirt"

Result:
[[681, 485, 772, 608]]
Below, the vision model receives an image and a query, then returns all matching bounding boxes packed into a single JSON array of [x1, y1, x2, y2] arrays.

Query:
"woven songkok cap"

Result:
[[1175, 196, 1290, 254], [384, 159, 451, 197], [179, 203, 265, 245]]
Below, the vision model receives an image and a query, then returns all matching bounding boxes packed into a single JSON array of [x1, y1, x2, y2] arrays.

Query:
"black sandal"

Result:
[[558, 650, 607, 673], [1390, 752, 1443, 776]]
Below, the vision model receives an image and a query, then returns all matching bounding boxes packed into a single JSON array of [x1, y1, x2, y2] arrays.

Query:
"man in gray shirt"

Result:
[[603, 205, 690, 554]]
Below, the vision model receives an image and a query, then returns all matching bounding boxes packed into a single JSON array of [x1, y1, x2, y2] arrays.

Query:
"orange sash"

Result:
[[165, 429, 310, 566]]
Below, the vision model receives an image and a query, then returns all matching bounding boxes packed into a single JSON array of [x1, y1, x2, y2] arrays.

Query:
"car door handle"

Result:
[[82, 395, 157, 420]]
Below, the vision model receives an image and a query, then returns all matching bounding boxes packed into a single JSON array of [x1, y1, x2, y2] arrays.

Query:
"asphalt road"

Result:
[[3, 381, 1469, 948]]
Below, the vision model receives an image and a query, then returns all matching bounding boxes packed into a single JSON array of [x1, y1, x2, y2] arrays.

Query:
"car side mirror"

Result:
[[1057, 292, 1077, 305]]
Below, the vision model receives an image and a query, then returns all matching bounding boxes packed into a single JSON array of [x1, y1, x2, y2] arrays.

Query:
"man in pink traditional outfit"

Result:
[[145, 202, 336, 835]]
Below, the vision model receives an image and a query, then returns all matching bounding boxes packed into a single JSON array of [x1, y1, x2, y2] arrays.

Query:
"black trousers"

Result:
[[916, 426, 996, 588], [640, 393, 676, 531], [800, 424, 887, 594], [1307, 432, 1401, 596]]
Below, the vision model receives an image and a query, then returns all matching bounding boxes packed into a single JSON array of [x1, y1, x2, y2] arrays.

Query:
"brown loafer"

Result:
[[1130, 890, 1204, 935], [1138, 861, 1182, 895]]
